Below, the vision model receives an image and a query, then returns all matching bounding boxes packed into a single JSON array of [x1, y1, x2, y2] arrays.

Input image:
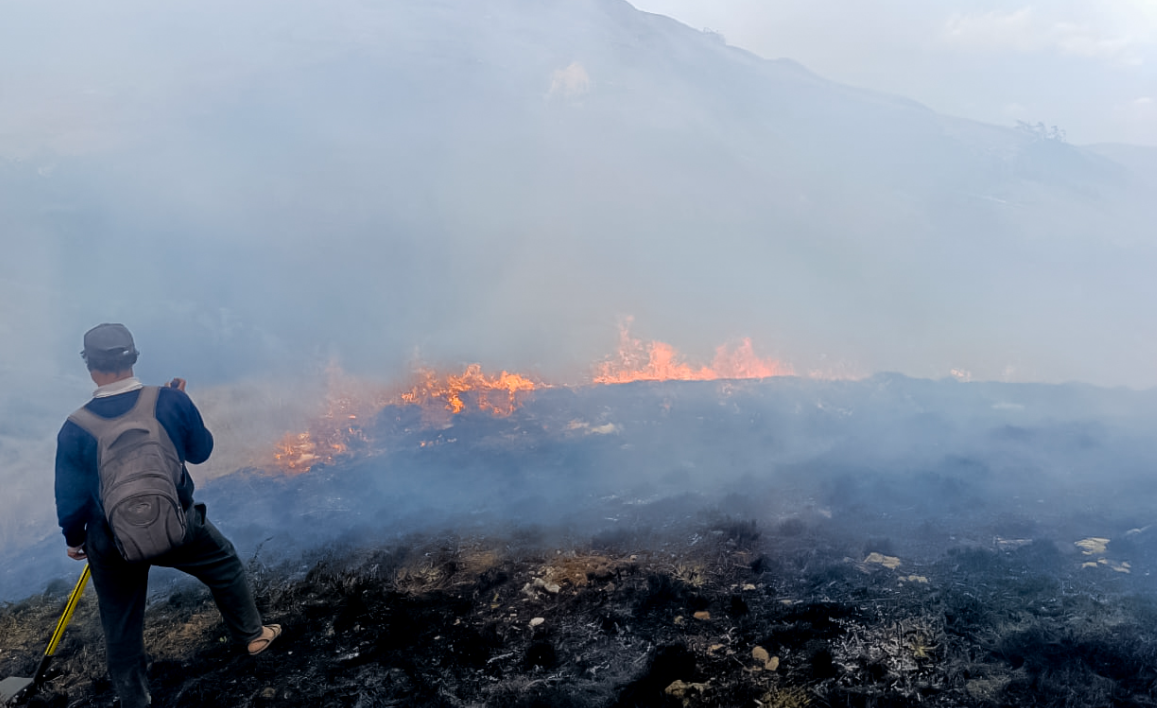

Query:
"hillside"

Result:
[[4, 375, 1157, 706], [1, 0, 1155, 387]]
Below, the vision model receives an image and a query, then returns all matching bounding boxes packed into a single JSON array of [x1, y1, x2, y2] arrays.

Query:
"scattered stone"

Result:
[[864, 552, 901, 570], [1080, 555, 1131, 573], [665, 679, 709, 701], [522, 577, 562, 598], [1076, 537, 1110, 555], [751, 646, 778, 671], [529, 617, 545, 627], [693, 611, 711, 621], [741, 583, 756, 591]]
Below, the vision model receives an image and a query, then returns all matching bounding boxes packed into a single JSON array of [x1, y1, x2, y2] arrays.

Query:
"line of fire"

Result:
[[272, 324, 795, 474]]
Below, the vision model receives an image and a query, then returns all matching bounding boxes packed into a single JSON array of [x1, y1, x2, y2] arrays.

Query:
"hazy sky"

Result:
[[630, 0, 1157, 147], [1, 0, 1155, 393]]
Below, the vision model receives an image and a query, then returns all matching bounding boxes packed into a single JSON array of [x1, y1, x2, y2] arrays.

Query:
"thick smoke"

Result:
[[2, 0, 1156, 596], [7, 374, 1157, 602]]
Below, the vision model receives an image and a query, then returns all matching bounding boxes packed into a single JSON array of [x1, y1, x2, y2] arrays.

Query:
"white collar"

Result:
[[93, 377, 145, 399]]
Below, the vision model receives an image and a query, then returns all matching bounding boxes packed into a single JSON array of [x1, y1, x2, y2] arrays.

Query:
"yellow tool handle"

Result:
[[44, 564, 90, 658]]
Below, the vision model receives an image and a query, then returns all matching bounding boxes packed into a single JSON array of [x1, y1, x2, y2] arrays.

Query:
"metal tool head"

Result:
[[1, 565, 90, 706], [0, 675, 34, 705]]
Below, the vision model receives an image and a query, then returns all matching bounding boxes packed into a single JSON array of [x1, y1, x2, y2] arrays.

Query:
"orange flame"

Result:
[[269, 365, 538, 473], [594, 323, 791, 384], [400, 365, 536, 416], [270, 367, 376, 474], [272, 430, 353, 474], [267, 321, 794, 474]]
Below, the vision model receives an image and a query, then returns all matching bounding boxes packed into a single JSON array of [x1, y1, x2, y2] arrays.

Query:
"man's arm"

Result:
[[179, 389, 213, 465], [54, 421, 98, 554], [158, 384, 214, 464]]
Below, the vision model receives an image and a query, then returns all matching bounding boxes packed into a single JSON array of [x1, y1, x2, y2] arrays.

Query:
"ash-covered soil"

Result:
[[6, 376, 1157, 706], [4, 512, 1157, 708]]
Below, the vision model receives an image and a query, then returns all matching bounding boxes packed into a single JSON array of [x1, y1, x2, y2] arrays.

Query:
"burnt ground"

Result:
[[4, 512, 1157, 708], [6, 376, 1157, 706]]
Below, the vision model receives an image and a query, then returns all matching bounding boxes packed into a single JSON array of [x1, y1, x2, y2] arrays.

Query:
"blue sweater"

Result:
[[54, 387, 213, 547]]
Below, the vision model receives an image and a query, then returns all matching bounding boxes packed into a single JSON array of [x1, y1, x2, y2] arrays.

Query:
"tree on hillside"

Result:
[[1016, 120, 1066, 143]]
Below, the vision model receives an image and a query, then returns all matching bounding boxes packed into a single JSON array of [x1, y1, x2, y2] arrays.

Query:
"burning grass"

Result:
[[4, 515, 1157, 707], [266, 320, 793, 474]]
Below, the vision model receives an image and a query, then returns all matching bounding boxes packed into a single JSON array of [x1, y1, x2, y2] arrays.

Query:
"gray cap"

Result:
[[82, 323, 138, 359]]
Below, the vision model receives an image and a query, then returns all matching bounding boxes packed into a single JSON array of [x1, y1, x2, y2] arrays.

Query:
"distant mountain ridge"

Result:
[[1, 0, 1154, 387]]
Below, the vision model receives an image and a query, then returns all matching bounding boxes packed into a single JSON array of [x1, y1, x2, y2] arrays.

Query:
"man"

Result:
[[55, 323, 280, 708]]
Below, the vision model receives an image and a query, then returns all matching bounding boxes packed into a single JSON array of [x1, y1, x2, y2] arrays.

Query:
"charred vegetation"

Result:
[[4, 513, 1157, 707], [5, 377, 1157, 706]]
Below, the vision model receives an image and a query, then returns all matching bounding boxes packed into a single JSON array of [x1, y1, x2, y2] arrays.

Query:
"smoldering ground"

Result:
[[6, 373, 1157, 602], [172, 375, 1157, 584], [5, 375, 1157, 707]]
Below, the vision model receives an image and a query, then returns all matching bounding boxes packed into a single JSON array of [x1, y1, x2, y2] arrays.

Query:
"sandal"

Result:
[[248, 624, 282, 656]]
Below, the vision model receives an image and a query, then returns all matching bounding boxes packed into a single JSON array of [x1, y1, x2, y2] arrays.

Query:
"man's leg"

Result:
[[86, 521, 152, 708], [161, 505, 264, 644]]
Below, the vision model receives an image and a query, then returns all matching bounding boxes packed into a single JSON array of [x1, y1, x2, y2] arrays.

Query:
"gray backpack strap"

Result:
[[68, 405, 116, 440], [67, 386, 160, 441], [135, 385, 161, 417]]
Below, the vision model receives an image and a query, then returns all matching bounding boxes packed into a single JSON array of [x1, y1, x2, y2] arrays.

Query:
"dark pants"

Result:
[[85, 504, 263, 708]]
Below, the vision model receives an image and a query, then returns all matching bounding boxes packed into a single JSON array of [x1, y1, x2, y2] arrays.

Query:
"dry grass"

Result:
[[143, 610, 222, 660], [391, 561, 451, 595], [542, 553, 625, 588], [761, 686, 812, 708], [459, 547, 502, 577]]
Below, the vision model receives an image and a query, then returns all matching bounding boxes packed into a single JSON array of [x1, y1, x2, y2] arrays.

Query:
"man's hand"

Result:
[[169, 378, 187, 392], [67, 545, 87, 561]]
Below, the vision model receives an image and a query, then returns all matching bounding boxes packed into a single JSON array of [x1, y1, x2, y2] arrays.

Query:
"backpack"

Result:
[[68, 386, 188, 562]]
